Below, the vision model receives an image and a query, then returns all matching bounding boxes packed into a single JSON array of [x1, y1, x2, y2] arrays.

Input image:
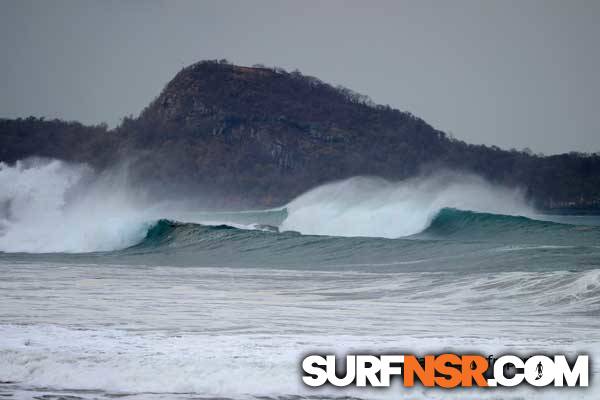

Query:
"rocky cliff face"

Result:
[[2, 60, 600, 209], [118, 61, 452, 205]]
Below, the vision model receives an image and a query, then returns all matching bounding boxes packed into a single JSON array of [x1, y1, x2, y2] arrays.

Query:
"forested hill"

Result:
[[1, 59, 599, 209]]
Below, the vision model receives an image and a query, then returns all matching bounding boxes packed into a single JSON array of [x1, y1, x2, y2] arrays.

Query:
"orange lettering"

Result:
[[461, 355, 489, 387], [403, 355, 435, 387], [434, 353, 462, 388]]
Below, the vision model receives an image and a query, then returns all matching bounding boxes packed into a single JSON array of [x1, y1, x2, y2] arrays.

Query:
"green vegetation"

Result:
[[1, 60, 599, 210]]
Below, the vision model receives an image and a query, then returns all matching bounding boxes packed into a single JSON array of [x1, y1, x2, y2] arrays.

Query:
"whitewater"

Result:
[[1, 159, 599, 399]]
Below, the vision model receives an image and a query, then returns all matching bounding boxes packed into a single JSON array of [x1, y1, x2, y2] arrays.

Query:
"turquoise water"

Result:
[[1, 162, 599, 400], [1, 209, 599, 400], [5, 208, 598, 274]]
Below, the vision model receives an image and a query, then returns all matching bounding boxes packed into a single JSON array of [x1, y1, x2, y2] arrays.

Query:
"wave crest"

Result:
[[0, 159, 152, 253], [2, 159, 584, 254], [280, 174, 532, 238]]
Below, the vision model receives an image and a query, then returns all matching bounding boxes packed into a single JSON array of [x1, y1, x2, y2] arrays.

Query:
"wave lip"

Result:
[[416, 207, 600, 245], [129, 207, 600, 256], [2, 160, 596, 254], [0, 159, 284, 254], [280, 174, 532, 238], [419, 207, 556, 237], [0, 159, 155, 253], [129, 219, 237, 250]]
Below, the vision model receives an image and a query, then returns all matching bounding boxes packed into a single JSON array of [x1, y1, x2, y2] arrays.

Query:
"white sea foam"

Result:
[[0, 159, 263, 253], [1, 158, 596, 400], [0, 159, 154, 252], [281, 173, 532, 238], [1, 324, 596, 400], [0, 159, 544, 252], [1, 265, 599, 399]]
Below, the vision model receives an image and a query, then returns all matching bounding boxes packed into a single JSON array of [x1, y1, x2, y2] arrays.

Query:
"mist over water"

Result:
[[0, 159, 534, 253], [0, 159, 153, 252], [281, 174, 532, 238], [1, 158, 599, 400]]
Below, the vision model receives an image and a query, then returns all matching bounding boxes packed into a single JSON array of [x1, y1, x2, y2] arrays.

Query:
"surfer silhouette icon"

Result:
[[535, 361, 543, 380]]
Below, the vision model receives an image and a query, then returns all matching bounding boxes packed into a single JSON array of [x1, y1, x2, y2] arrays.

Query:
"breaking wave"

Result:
[[1, 158, 597, 255], [0, 159, 154, 252], [2, 162, 600, 400], [280, 174, 532, 238]]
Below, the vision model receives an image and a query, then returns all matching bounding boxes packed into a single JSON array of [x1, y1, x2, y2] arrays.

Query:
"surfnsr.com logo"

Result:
[[302, 354, 589, 388]]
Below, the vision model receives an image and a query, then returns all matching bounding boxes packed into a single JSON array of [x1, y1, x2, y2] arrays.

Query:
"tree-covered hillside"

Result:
[[2, 60, 599, 209]]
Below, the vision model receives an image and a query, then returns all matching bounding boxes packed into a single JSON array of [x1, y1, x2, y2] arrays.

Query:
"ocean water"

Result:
[[1, 159, 599, 400]]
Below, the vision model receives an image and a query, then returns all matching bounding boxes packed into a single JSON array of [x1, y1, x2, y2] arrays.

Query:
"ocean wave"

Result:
[[0, 159, 156, 253], [131, 208, 600, 252], [1, 159, 597, 255], [415, 207, 598, 241], [280, 174, 532, 238], [2, 262, 600, 399], [0, 160, 283, 253]]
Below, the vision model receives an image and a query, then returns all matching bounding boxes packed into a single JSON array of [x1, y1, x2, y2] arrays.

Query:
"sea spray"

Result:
[[280, 173, 533, 238], [0, 159, 152, 252], [0, 159, 551, 252], [1, 163, 600, 400]]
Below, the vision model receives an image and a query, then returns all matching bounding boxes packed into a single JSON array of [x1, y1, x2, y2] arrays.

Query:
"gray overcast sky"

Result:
[[1, 0, 598, 154]]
